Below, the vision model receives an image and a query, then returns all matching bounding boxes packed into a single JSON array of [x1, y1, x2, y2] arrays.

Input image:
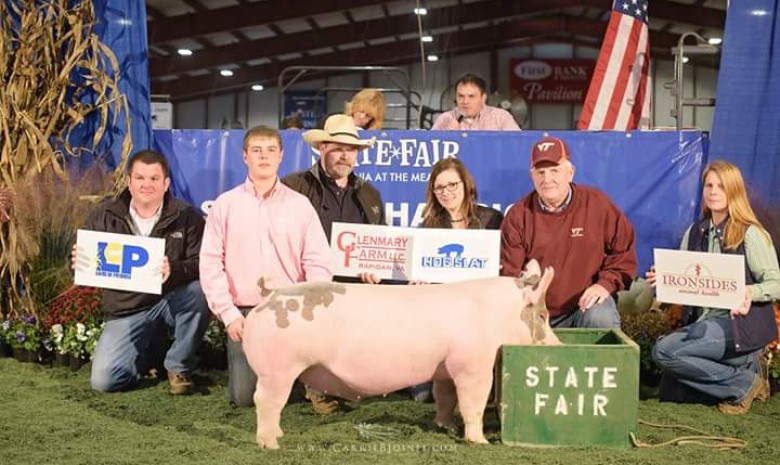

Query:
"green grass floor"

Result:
[[1, 357, 778, 465]]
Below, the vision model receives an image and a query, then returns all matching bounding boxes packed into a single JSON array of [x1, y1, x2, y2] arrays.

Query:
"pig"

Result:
[[437, 243, 464, 258], [242, 260, 559, 449]]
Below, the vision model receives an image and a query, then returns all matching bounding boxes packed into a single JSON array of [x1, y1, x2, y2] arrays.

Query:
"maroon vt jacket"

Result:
[[500, 184, 637, 318]]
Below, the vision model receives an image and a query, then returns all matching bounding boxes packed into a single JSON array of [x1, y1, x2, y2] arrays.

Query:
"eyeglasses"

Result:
[[432, 181, 462, 195]]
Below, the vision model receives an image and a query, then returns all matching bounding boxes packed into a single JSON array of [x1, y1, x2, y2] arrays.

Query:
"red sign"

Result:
[[510, 59, 595, 104]]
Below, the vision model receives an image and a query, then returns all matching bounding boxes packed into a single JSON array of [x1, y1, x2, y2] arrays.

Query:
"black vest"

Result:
[[687, 217, 778, 353]]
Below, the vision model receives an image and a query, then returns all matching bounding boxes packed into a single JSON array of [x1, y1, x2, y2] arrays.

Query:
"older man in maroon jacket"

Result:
[[500, 137, 637, 328]]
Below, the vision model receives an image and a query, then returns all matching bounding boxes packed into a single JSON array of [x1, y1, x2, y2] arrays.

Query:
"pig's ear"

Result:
[[523, 266, 555, 305], [538, 266, 555, 293], [518, 259, 542, 286]]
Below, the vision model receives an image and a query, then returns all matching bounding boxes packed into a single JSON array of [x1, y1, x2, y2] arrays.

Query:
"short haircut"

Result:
[[454, 73, 487, 95], [243, 125, 282, 151], [281, 115, 304, 129], [127, 149, 170, 178]]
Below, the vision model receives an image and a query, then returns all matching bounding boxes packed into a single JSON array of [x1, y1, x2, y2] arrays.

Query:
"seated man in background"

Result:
[[501, 136, 637, 328], [432, 73, 520, 131]]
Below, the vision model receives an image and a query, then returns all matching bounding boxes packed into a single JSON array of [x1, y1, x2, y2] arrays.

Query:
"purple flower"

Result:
[[21, 315, 36, 326], [16, 331, 25, 342]]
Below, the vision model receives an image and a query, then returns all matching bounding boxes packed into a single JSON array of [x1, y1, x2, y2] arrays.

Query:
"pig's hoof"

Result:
[[465, 435, 489, 445], [257, 436, 280, 450], [434, 419, 457, 433]]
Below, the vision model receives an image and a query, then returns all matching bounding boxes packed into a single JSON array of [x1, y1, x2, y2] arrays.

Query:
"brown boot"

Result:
[[167, 372, 194, 395], [755, 352, 771, 403], [717, 373, 769, 415], [305, 386, 339, 414]]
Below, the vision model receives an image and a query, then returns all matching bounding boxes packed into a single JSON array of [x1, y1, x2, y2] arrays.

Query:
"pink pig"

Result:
[[242, 260, 559, 449]]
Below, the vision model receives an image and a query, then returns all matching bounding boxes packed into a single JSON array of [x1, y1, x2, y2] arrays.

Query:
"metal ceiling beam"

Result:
[[649, 0, 725, 30], [155, 14, 681, 101], [147, 0, 387, 45], [150, 0, 584, 77], [149, 0, 725, 78]]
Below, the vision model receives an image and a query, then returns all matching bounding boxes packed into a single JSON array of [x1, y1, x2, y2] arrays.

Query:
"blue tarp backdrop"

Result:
[[710, 0, 780, 207], [153, 130, 708, 274], [68, 1, 150, 169], [94, 1, 151, 166]]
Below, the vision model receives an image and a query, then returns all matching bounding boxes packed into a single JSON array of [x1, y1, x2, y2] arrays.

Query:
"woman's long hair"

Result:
[[345, 89, 386, 130], [702, 160, 771, 249], [422, 158, 480, 228]]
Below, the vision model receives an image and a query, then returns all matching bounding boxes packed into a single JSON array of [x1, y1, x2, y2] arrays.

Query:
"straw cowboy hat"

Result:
[[302, 114, 376, 149]]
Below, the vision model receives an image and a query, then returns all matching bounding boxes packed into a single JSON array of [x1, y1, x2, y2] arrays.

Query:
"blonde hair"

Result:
[[345, 89, 386, 130], [701, 160, 771, 250]]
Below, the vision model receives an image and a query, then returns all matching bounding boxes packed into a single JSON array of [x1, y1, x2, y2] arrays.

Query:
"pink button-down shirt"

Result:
[[432, 105, 520, 131], [199, 178, 332, 327]]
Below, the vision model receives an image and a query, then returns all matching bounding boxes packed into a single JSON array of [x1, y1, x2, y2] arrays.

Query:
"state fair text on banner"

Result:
[[75, 230, 165, 294], [654, 249, 745, 309], [577, 0, 651, 130], [154, 129, 707, 274], [330, 223, 500, 282]]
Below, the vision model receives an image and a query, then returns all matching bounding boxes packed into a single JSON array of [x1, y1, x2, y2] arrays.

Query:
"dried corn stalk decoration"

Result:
[[0, 0, 131, 318]]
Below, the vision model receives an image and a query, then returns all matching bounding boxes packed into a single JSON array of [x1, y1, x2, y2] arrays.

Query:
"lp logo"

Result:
[[96, 242, 149, 279]]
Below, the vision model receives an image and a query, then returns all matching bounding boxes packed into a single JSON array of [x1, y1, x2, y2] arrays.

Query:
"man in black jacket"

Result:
[[282, 114, 384, 413], [282, 114, 384, 242], [75, 150, 209, 395]]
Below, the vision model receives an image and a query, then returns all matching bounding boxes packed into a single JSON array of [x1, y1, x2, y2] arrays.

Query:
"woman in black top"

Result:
[[421, 158, 503, 230]]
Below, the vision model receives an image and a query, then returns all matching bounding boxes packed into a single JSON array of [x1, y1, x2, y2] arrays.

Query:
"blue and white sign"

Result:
[[410, 228, 500, 283], [74, 230, 165, 294], [330, 222, 499, 282]]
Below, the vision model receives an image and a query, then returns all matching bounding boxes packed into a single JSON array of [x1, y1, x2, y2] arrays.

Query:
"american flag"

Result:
[[577, 0, 651, 130]]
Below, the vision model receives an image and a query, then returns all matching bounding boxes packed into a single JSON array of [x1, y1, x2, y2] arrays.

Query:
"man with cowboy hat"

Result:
[[282, 114, 386, 413], [200, 125, 332, 408], [283, 114, 384, 242]]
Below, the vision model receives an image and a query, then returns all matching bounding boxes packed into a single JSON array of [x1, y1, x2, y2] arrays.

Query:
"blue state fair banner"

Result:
[[153, 130, 708, 274]]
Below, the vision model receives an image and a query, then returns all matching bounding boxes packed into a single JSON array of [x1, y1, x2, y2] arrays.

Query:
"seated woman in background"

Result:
[[345, 89, 386, 130], [648, 160, 780, 414]]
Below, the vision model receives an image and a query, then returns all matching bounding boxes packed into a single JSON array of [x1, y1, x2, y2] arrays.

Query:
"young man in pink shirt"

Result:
[[199, 126, 332, 407]]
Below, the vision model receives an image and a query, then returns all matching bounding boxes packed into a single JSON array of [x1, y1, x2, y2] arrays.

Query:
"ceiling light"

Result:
[[219, 69, 234, 77], [251, 84, 264, 91], [421, 35, 433, 43], [682, 56, 689, 63], [177, 48, 193, 56], [427, 54, 439, 62], [413, 8, 427, 15], [707, 37, 722, 45]]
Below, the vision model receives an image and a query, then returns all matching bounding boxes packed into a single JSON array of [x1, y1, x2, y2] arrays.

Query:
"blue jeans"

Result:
[[651, 317, 758, 402], [226, 307, 256, 407], [91, 281, 209, 392], [550, 295, 621, 328]]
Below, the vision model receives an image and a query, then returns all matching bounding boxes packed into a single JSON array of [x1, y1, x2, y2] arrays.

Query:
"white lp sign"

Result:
[[654, 248, 745, 309], [330, 222, 500, 283], [74, 230, 166, 294]]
